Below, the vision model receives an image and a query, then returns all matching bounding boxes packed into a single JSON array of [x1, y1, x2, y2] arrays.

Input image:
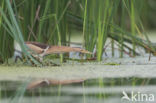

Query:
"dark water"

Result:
[[0, 78, 156, 103]]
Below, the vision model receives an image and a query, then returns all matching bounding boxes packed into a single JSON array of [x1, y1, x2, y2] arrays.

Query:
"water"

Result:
[[0, 56, 156, 103], [0, 77, 156, 103]]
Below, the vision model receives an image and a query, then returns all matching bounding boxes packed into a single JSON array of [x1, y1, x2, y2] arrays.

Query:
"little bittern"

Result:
[[14, 41, 92, 62]]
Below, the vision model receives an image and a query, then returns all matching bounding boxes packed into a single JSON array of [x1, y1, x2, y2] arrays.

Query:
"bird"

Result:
[[13, 40, 92, 62], [27, 79, 85, 90]]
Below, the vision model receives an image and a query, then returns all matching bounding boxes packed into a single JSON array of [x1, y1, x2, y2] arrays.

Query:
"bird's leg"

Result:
[[14, 50, 23, 63], [31, 54, 43, 62], [35, 46, 50, 62], [15, 56, 18, 63], [38, 46, 60, 66], [15, 56, 23, 63], [29, 46, 59, 66], [39, 46, 50, 57]]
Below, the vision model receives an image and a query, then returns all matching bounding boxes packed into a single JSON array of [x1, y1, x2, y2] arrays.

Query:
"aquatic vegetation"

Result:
[[0, 1, 156, 103], [0, 0, 155, 65]]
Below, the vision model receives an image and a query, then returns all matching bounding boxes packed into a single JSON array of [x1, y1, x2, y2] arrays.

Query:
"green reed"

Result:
[[82, 82, 86, 103], [0, 0, 155, 64], [0, 0, 40, 65], [130, 0, 136, 56], [0, 87, 1, 102], [57, 85, 62, 103]]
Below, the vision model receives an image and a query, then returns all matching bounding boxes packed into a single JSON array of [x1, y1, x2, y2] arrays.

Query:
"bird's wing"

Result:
[[44, 46, 92, 55], [26, 43, 44, 54], [25, 41, 49, 49], [25, 42, 92, 55]]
